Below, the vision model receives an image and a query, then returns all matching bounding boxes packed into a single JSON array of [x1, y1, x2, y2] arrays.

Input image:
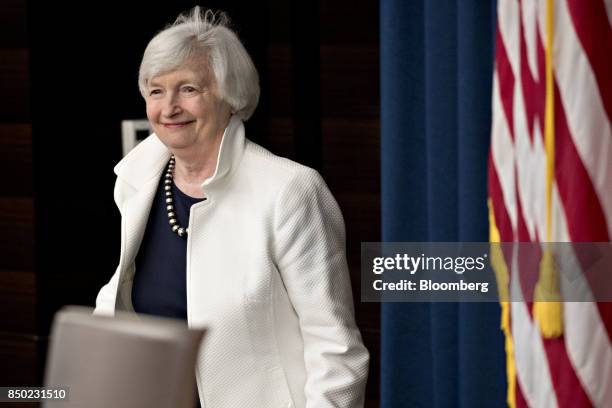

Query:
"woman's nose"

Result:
[[161, 94, 182, 117]]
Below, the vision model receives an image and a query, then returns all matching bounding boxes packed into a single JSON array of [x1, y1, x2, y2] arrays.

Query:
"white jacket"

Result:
[[94, 116, 369, 408]]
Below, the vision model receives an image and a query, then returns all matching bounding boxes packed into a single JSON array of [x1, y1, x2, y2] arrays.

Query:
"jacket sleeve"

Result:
[[273, 167, 369, 408]]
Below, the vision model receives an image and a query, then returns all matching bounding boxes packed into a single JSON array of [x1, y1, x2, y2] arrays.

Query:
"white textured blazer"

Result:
[[94, 116, 369, 408]]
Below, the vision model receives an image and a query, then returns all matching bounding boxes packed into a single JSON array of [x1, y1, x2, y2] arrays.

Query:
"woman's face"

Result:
[[145, 63, 231, 152]]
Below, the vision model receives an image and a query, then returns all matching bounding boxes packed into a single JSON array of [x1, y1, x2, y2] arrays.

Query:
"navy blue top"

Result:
[[132, 173, 205, 319]]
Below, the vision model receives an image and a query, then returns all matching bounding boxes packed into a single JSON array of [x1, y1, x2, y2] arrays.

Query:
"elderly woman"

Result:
[[94, 7, 368, 408]]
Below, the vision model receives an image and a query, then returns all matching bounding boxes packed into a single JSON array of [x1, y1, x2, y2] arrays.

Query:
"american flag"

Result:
[[488, 0, 612, 406]]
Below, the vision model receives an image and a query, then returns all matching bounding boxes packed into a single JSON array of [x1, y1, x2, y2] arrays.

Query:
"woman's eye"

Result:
[[181, 86, 197, 93], [149, 89, 162, 97]]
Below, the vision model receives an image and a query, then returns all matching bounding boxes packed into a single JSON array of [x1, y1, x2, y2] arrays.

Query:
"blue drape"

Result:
[[380, 1, 505, 406]]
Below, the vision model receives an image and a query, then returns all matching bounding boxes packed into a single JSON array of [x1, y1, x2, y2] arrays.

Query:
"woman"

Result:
[[94, 7, 369, 408]]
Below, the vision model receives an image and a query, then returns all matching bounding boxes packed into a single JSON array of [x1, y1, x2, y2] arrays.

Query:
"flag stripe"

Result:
[[566, 0, 612, 125], [514, 1, 548, 241], [488, 154, 514, 242], [512, 173, 564, 408], [542, 338, 594, 408], [553, 83, 610, 242], [605, 0, 612, 28], [497, 25, 516, 140], [554, 0, 612, 240], [515, 179, 537, 312], [512, 283, 558, 408], [518, 11, 545, 141], [498, 0, 521, 75], [564, 302, 612, 407], [515, 378, 529, 408], [491, 73, 518, 232], [552, 186, 612, 408]]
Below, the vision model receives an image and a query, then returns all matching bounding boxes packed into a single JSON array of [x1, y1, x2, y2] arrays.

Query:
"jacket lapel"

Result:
[[114, 134, 170, 285], [120, 175, 161, 278]]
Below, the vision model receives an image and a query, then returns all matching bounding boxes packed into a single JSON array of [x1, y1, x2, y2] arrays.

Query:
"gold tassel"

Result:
[[501, 301, 516, 408], [488, 200, 516, 408], [532, 0, 563, 340], [532, 249, 563, 338]]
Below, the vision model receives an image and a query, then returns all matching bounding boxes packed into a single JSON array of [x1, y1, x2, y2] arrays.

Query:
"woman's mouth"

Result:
[[162, 120, 195, 129]]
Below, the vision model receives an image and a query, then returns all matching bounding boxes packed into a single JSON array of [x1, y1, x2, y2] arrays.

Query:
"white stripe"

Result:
[[511, 245, 558, 408], [491, 72, 517, 233], [530, 124, 547, 240], [498, 0, 521, 78], [554, 0, 612, 239], [551, 187, 612, 408], [536, 0, 547, 53], [604, 0, 612, 30], [564, 303, 612, 408], [513, 71, 547, 241], [521, 0, 540, 81]]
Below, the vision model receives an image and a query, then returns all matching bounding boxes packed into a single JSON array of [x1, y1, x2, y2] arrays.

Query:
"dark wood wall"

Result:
[[0, 1, 380, 406], [265, 2, 381, 405], [0, 1, 40, 407], [0, 0, 35, 375]]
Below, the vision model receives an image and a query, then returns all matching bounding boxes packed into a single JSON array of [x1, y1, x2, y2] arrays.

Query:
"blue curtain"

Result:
[[380, 1, 505, 406]]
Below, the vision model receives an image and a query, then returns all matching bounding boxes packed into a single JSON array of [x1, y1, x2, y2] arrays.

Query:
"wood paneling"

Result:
[[319, 0, 379, 44], [0, 198, 34, 271], [322, 118, 379, 193], [0, 49, 30, 121], [269, 45, 379, 119], [0, 124, 33, 195], [267, 45, 293, 117], [0, 0, 28, 48], [0, 270, 36, 334], [268, 117, 295, 159], [2, 402, 39, 408], [336, 192, 380, 256], [0, 0, 38, 398], [320, 45, 379, 118], [0, 332, 39, 386]]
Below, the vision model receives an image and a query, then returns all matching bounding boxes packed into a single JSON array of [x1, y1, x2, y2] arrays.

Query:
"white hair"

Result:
[[138, 7, 260, 120]]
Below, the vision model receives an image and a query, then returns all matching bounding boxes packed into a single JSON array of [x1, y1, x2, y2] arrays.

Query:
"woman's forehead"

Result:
[[148, 65, 211, 87]]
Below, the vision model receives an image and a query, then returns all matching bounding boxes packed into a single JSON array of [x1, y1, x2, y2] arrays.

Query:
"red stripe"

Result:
[[554, 82, 610, 242], [566, 0, 612, 125], [496, 24, 515, 140], [518, 3, 546, 142], [542, 337, 594, 408], [515, 377, 529, 408], [572, 246, 612, 343], [488, 153, 515, 277], [595, 303, 612, 345], [514, 173, 536, 318]]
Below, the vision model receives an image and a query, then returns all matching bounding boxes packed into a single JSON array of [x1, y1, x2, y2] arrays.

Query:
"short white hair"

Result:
[[138, 7, 260, 120]]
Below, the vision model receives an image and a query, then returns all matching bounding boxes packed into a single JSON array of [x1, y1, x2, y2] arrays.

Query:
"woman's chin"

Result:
[[157, 135, 194, 151]]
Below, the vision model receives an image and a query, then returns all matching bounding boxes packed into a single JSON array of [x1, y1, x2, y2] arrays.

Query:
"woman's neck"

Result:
[[171, 131, 224, 199]]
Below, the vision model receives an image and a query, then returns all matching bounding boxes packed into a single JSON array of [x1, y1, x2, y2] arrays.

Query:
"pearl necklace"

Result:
[[164, 156, 206, 238]]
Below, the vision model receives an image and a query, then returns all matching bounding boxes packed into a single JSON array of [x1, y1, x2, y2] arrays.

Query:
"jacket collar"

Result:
[[114, 115, 246, 191]]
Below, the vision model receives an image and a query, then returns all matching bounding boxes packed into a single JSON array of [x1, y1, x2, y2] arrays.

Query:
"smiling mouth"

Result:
[[162, 120, 195, 128]]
